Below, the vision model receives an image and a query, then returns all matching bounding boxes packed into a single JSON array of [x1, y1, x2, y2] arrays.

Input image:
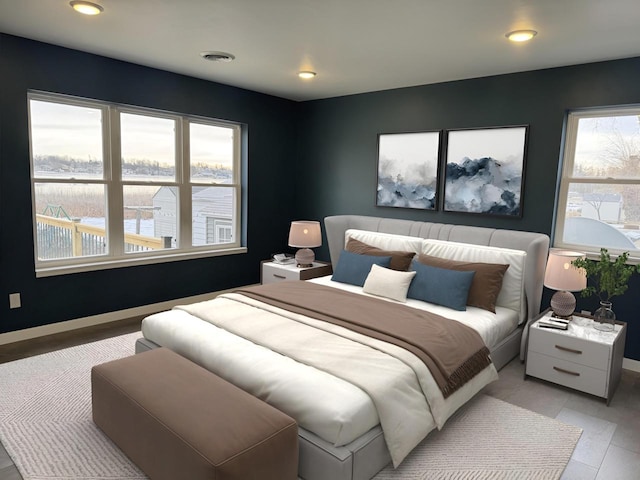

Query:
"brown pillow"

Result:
[[346, 238, 415, 271], [417, 254, 509, 313]]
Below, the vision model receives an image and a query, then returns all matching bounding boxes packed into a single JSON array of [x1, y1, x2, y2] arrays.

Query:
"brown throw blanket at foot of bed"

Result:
[[236, 281, 491, 398]]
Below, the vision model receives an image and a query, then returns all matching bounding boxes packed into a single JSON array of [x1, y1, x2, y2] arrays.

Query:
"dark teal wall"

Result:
[[0, 34, 297, 334], [296, 57, 640, 360], [3, 31, 640, 361]]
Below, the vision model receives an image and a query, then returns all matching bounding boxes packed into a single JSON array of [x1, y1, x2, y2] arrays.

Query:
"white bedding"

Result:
[[141, 282, 502, 467]]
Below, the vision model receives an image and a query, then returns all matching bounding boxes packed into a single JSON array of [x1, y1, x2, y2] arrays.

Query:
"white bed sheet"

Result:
[[309, 275, 519, 350]]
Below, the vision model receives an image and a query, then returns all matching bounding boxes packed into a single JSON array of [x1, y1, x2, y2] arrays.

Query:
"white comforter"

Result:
[[142, 290, 499, 467]]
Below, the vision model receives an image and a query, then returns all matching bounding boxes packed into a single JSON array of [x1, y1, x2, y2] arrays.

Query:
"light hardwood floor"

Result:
[[1, 320, 639, 480]]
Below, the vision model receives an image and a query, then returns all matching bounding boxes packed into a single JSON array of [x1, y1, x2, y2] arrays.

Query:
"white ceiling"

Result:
[[1, 0, 640, 102]]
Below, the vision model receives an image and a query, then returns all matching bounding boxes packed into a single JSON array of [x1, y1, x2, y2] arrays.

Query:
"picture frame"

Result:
[[376, 131, 441, 210], [443, 125, 528, 217]]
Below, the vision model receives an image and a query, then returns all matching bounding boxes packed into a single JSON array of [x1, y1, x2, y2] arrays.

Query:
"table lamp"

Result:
[[288, 221, 322, 267], [543, 250, 587, 318]]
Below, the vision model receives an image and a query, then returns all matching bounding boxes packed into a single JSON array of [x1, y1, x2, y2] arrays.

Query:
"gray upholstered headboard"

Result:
[[324, 215, 550, 324]]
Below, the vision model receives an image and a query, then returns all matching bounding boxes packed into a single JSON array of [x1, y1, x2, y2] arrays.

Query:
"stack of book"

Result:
[[538, 317, 570, 330]]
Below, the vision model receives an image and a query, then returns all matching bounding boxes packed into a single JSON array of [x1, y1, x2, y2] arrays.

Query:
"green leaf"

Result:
[[570, 248, 639, 301]]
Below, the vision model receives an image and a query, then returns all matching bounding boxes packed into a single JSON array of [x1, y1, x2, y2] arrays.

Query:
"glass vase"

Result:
[[593, 301, 616, 332]]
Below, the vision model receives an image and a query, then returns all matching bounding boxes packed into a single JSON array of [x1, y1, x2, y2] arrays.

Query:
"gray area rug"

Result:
[[0, 333, 582, 480]]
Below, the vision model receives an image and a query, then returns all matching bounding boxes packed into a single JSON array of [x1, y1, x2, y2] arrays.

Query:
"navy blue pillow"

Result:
[[407, 260, 475, 311], [332, 250, 392, 287]]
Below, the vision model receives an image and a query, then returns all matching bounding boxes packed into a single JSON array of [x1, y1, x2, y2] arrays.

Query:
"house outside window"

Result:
[[555, 107, 640, 260], [205, 217, 233, 244], [29, 92, 244, 276]]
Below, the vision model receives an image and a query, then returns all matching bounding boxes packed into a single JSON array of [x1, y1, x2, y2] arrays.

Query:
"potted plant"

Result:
[[571, 248, 640, 331]]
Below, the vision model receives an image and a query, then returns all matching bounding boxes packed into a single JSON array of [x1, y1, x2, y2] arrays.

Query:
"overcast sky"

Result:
[[29, 100, 233, 167], [574, 115, 640, 170]]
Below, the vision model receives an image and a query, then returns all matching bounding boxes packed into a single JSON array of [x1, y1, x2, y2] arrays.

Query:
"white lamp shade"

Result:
[[544, 250, 587, 292], [288, 221, 322, 248]]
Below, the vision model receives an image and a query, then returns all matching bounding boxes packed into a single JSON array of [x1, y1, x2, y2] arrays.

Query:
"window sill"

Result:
[[35, 247, 248, 278], [553, 241, 640, 265]]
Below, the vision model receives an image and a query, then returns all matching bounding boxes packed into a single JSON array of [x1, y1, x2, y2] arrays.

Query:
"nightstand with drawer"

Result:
[[525, 312, 626, 405], [261, 260, 333, 285]]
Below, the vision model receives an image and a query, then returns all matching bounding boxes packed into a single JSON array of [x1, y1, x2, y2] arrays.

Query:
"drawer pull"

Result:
[[555, 344, 582, 355], [273, 274, 286, 279], [553, 366, 580, 377]]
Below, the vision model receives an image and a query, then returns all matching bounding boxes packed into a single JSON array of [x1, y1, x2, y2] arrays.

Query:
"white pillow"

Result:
[[362, 264, 417, 303]]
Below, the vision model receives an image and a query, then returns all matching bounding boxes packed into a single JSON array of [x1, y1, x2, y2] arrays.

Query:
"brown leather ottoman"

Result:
[[91, 347, 298, 480]]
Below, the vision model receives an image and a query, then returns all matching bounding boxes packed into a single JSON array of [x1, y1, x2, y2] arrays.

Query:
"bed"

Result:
[[135, 214, 550, 480]]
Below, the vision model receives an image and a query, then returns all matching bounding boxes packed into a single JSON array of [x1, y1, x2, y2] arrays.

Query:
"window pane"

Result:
[[34, 183, 107, 260], [573, 115, 640, 178], [192, 186, 235, 246], [30, 100, 104, 180], [190, 123, 234, 184], [123, 186, 177, 252], [121, 113, 176, 182], [561, 182, 640, 252]]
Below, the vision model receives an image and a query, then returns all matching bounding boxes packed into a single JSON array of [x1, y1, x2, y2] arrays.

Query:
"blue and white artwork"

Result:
[[444, 126, 528, 217], [376, 131, 440, 210]]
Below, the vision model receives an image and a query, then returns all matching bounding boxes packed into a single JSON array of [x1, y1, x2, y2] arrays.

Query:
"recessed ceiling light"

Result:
[[505, 30, 537, 42], [298, 71, 317, 79], [200, 51, 236, 62], [69, 1, 104, 15]]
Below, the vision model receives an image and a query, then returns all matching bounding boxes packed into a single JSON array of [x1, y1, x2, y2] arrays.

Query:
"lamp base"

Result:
[[295, 248, 315, 268], [550, 290, 576, 318]]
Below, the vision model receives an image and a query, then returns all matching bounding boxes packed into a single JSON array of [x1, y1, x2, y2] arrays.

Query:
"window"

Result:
[[29, 92, 244, 276], [555, 107, 640, 259]]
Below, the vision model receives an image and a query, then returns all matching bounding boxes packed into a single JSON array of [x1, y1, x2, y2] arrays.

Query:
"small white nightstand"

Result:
[[261, 260, 333, 285], [525, 311, 626, 405]]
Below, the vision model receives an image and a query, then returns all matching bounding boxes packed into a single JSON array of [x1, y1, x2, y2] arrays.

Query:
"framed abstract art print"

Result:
[[443, 125, 528, 217], [376, 131, 441, 210]]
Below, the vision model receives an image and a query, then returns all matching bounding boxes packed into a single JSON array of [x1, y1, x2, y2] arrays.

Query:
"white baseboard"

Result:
[[0, 286, 254, 346], [623, 357, 640, 373]]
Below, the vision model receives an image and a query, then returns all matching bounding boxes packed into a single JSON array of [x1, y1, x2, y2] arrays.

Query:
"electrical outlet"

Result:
[[9, 293, 21, 309]]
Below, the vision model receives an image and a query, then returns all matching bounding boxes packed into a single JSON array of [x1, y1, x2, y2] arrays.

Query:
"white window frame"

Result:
[[29, 91, 246, 277], [554, 106, 640, 262]]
